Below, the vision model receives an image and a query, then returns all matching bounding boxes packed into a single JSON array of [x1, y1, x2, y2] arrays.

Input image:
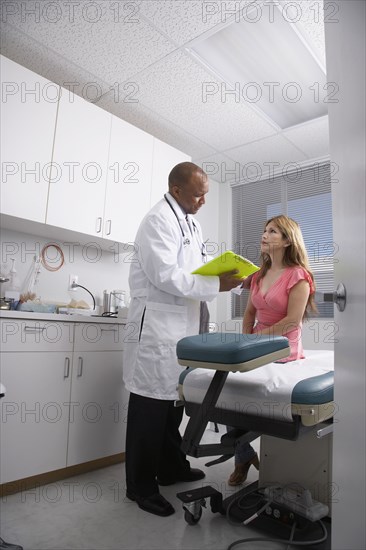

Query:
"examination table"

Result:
[[175, 333, 334, 543]]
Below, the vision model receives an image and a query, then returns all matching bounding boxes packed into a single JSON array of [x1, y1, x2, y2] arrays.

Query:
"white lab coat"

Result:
[[123, 193, 219, 400]]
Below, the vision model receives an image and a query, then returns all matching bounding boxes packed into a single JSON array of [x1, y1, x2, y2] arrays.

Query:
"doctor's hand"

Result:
[[218, 270, 245, 292]]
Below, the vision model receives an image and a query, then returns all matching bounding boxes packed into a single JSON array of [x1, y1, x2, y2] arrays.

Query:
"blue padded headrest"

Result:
[[176, 333, 289, 364]]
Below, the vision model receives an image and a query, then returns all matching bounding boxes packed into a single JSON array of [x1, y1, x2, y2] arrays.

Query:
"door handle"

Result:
[[96, 217, 102, 233], [64, 357, 70, 379], [315, 283, 347, 312], [106, 219, 112, 235], [77, 356, 83, 377]]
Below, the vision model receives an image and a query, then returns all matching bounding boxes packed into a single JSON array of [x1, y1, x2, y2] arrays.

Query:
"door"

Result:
[[324, 2, 366, 548]]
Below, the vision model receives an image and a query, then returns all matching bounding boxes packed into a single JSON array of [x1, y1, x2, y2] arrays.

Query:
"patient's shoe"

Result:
[[228, 454, 260, 486]]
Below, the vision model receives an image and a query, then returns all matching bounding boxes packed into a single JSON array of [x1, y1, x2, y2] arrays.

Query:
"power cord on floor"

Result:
[[225, 487, 328, 550], [226, 520, 327, 550]]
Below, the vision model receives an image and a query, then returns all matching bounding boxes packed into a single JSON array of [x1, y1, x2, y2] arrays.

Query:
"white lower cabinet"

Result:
[[0, 352, 72, 484], [66, 323, 127, 466], [66, 350, 126, 466], [0, 319, 127, 485]]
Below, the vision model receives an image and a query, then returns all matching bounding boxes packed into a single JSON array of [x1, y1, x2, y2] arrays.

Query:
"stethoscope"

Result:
[[164, 194, 207, 260]]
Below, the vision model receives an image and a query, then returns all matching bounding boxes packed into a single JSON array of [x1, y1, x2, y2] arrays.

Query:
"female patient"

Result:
[[228, 215, 317, 486]]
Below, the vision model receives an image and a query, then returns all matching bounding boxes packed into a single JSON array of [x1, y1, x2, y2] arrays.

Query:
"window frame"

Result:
[[231, 160, 334, 320]]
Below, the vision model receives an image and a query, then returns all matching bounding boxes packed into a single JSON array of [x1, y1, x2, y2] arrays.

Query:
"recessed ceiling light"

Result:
[[188, 2, 327, 129]]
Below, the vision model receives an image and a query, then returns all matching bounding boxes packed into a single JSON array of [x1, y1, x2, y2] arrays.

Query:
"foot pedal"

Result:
[[205, 454, 233, 467], [177, 485, 223, 514]]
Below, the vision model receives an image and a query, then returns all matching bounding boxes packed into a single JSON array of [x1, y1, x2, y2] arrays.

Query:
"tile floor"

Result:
[[1, 425, 331, 550]]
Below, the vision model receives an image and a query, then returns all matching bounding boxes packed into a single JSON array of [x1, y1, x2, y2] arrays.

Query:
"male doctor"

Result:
[[123, 162, 243, 517]]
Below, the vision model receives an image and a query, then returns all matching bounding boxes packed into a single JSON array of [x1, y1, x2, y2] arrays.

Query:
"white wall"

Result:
[[0, 228, 130, 312]]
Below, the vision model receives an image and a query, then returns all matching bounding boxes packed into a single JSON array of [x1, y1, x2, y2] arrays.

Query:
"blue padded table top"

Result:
[[176, 333, 289, 364]]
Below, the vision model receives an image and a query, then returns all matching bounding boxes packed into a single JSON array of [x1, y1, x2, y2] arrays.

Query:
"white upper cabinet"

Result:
[[0, 55, 192, 246], [103, 116, 154, 244], [46, 87, 112, 236], [150, 138, 191, 207], [0, 55, 59, 222]]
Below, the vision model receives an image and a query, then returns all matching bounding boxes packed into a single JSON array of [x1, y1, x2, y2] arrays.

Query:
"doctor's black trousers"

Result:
[[125, 392, 191, 497]]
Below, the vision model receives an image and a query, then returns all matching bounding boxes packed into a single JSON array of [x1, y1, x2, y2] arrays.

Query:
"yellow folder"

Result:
[[192, 251, 260, 278]]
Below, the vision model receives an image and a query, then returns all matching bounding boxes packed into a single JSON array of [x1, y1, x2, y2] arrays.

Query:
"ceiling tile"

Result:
[[4, 1, 176, 85], [139, 0, 254, 45], [1, 0, 328, 176], [0, 24, 111, 96], [282, 116, 329, 159], [96, 90, 216, 160], [132, 49, 277, 151], [193, 152, 248, 184], [226, 134, 308, 180]]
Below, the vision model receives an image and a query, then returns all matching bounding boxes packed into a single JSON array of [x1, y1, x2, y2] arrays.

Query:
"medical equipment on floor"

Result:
[[175, 333, 334, 546]]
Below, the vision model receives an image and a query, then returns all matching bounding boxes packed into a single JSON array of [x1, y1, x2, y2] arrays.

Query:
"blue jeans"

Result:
[[227, 426, 256, 465]]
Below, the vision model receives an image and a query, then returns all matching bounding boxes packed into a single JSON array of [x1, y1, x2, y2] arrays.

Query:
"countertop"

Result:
[[0, 310, 127, 324]]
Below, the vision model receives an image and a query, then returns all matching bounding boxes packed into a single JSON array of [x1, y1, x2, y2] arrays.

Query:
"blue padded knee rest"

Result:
[[176, 333, 289, 364], [292, 371, 334, 404]]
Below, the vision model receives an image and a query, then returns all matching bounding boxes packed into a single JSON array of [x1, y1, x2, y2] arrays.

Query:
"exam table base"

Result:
[[182, 399, 333, 513], [260, 428, 333, 513], [177, 481, 331, 547]]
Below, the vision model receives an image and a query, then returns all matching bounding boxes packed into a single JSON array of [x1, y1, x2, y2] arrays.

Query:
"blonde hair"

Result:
[[256, 215, 317, 316]]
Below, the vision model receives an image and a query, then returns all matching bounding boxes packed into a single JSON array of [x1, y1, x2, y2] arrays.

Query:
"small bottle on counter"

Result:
[[5, 259, 20, 310]]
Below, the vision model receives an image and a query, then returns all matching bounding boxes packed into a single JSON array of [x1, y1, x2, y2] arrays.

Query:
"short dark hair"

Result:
[[168, 162, 206, 189]]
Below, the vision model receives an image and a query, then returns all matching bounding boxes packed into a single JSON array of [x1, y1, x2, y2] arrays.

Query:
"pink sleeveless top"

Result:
[[250, 266, 314, 362]]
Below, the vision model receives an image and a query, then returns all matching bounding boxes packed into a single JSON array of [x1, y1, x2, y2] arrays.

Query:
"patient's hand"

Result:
[[241, 273, 254, 290]]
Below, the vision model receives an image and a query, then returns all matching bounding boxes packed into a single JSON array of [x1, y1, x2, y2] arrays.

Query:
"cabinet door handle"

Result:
[[64, 357, 70, 379], [24, 325, 46, 332], [77, 356, 83, 377], [96, 217, 102, 233], [106, 219, 112, 235]]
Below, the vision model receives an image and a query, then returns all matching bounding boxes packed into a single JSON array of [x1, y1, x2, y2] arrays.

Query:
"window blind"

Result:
[[232, 162, 334, 318]]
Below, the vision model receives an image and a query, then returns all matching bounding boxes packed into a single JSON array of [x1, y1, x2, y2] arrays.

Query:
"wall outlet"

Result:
[[69, 274, 78, 291]]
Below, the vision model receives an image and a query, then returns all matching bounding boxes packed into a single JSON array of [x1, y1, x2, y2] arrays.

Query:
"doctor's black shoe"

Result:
[[126, 491, 175, 516], [157, 467, 205, 486]]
